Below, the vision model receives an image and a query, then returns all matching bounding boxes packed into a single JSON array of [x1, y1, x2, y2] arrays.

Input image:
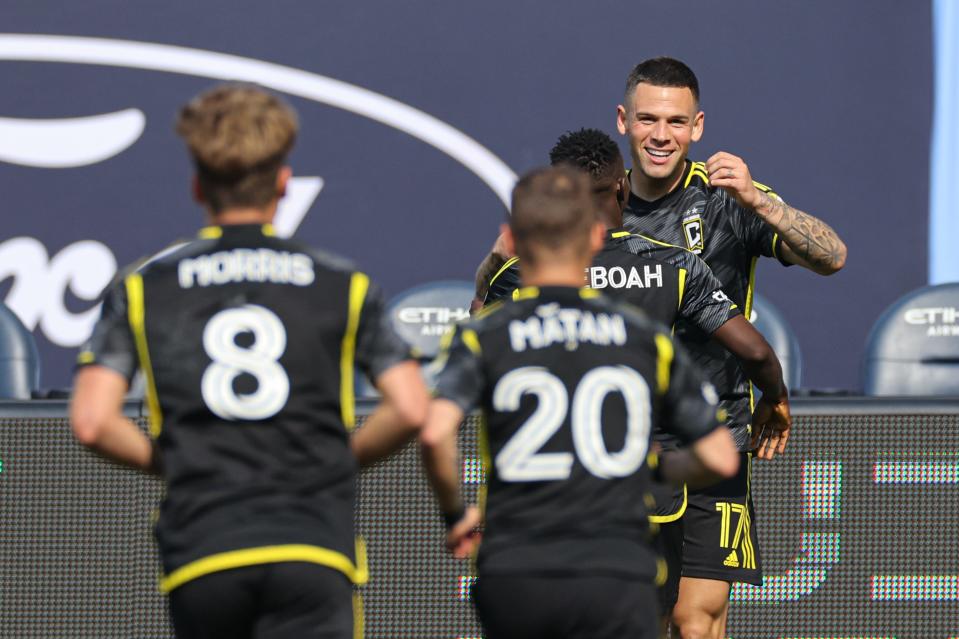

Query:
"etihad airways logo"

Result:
[[0, 34, 516, 348]]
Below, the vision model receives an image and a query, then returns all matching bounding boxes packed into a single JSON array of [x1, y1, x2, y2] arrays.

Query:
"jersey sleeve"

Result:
[[676, 251, 742, 334], [432, 325, 484, 413], [659, 335, 723, 443], [723, 184, 791, 266], [354, 280, 415, 381], [484, 259, 521, 306], [77, 281, 138, 381]]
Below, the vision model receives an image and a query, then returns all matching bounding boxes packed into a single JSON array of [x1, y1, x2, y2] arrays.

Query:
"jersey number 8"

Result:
[[201, 304, 290, 421], [493, 365, 652, 482]]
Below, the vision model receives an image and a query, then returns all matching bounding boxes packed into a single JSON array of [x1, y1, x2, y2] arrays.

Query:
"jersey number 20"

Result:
[[201, 304, 290, 420], [493, 365, 651, 481]]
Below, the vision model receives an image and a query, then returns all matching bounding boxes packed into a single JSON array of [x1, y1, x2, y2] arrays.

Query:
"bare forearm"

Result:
[[753, 192, 847, 274], [84, 416, 157, 473], [351, 403, 418, 467], [659, 449, 725, 490], [739, 355, 787, 401], [421, 435, 464, 516]]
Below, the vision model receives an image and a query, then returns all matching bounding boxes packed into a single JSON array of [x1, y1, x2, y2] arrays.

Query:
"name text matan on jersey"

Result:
[[509, 304, 627, 353]]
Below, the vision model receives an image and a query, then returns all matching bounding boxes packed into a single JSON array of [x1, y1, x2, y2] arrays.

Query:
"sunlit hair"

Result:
[[510, 166, 596, 266], [176, 83, 299, 213], [624, 56, 700, 105]]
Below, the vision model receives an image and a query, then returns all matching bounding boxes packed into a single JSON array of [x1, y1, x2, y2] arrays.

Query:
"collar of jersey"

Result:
[[625, 161, 695, 212], [197, 223, 276, 239]]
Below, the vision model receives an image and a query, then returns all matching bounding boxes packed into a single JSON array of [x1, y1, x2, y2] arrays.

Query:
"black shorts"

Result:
[[473, 574, 659, 639], [654, 518, 684, 613], [168, 562, 356, 639], [682, 452, 762, 585]]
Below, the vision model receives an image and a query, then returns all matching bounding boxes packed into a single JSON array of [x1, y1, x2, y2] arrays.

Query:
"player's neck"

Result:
[[629, 160, 686, 202], [599, 209, 623, 230], [207, 206, 276, 227], [520, 262, 588, 289]]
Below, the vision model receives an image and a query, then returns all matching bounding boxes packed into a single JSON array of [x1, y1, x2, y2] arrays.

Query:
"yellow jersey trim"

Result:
[[77, 350, 95, 365], [340, 272, 370, 430], [353, 591, 365, 639], [513, 286, 539, 301], [197, 226, 223, 239], [579, 288, 601, 299], [771, 232, 780, 260], [677, 268, 688, 311], [610, 231, 631, 238], [649, 484, 688, 523], [489, 256, 520, 289], [653, 333, 673, 394], [461, 329, 482, 355], [125, 274, 163, 438], [475, 300, 503, 319], [262, 223, 276, 236], [684, 161, 710, 188], [159, 541, 369, 593]]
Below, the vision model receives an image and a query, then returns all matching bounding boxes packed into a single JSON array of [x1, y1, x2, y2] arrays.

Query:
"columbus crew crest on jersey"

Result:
[[682, 206, 705, 254]]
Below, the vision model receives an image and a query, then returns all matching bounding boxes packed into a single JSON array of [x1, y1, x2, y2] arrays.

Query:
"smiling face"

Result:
[[617, 82, 704, 191]]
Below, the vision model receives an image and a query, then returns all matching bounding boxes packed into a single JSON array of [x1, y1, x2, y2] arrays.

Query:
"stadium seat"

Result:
[[356, 280, 474, 398], [0, 301, 40, 399], [863, 282, 959, 396], [749, 293, 803, 392]]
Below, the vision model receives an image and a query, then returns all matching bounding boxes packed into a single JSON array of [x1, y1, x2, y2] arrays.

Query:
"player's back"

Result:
[[129, 223, 366, 575], [466, 287, 679, 581]]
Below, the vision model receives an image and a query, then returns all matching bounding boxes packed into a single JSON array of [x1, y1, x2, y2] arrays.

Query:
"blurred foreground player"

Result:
[[421, 166, 740, 639], [70, 84, 428, 639], [485, 128, 792, 620], [616, 57, 847, 638]]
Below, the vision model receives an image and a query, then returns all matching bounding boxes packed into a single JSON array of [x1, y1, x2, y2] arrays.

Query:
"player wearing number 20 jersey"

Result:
[[82, 222, 411, 590]]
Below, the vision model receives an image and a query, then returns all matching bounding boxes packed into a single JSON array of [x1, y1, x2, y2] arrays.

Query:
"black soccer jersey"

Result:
[[486, 228, 739, 338], [434, 286, 721, 580], [79, 223, 412, 592], [623, 162, 790, 449]]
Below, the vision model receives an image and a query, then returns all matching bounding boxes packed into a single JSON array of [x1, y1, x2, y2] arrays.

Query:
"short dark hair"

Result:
[[624, 56, 700, 105], [176, 83, 299, 214], [510, 166, 595, 265], [549, 128, 623, 180]]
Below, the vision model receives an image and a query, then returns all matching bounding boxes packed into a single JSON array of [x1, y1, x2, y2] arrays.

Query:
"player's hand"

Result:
[[706, 152, 763, 210], [446, 506, 483, 558], [750, 395, 792, 460]]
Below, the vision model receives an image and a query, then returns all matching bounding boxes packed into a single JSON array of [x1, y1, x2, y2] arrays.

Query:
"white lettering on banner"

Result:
[[0, 237, 116, 347], [397, 307, 471, 324], [903, 307, 959, 325]]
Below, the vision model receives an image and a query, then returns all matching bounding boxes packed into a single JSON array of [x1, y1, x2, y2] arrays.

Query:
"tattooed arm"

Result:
[[706, 151, 847, 275], [752, 191, 847, 275]]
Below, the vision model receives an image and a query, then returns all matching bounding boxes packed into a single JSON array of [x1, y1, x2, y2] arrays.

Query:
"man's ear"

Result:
[[276, 166, 292, 198], [616, 104, 628, 135], [191, 175, 204, 203], [691, 110, 705, 143], [499, 223, 516, 258]]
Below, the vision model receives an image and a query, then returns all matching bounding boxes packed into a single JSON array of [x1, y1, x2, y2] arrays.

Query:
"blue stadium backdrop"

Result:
[[0, 2, 936, 392]]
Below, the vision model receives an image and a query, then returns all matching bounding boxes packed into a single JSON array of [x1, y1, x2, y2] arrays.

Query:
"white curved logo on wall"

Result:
[[0, 34, 517, 348]]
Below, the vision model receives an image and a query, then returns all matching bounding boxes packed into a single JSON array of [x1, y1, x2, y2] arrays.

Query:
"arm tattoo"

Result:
[[754, 192, 847, 273]]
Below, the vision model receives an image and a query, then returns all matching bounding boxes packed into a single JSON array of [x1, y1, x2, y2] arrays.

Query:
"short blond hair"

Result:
[[176, 83, 299, 213]]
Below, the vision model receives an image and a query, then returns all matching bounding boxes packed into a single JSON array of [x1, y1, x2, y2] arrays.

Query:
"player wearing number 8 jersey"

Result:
[[70, 84, 429, 639], [421, 166, 739, 639]]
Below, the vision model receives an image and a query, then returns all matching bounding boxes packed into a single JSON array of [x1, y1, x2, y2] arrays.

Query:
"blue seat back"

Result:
[[749, 294, 803, 391], [863, 283, 959, 396], [0, 302, 40, 399]]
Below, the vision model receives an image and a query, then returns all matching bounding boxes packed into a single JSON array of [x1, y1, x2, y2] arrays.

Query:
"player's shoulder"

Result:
[[623, 232, 697, 267]]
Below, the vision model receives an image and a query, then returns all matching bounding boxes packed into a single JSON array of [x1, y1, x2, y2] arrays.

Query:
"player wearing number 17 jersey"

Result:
[[421, 167, 739, 639], [70, 84, 429, 639]]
